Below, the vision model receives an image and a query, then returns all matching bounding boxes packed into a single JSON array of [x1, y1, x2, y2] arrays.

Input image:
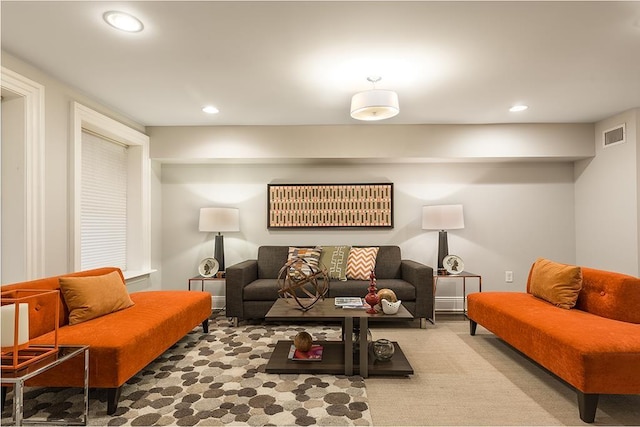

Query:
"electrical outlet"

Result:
[[505, 271, 513, 283]]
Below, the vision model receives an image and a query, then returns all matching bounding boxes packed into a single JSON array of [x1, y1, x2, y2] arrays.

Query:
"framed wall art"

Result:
[[267, 183, 393, 229]]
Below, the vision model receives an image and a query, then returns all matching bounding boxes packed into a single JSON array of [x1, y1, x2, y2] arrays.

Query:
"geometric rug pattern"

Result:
[[2, 312, 372, 426]]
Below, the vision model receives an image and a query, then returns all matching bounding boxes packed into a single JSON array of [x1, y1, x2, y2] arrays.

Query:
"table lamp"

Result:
[[199, 207, 240, 272], [422, 204, 465, 275]]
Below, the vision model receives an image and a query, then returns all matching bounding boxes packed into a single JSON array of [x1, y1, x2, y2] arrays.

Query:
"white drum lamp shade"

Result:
[[199, 207, 240, 272], [350, 89, 400, 121], [422, 205, 465, 274]]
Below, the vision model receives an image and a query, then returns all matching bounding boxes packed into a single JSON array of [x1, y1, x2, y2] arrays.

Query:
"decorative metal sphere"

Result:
[[277, 257, 328, 311]]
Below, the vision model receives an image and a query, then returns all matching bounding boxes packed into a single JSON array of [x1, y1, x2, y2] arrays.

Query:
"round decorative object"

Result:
[[372, 339, 395, 361], [198, 257, 219, 278], [443, 254, 464, 275], [277, 257, 328, 311], [293, 331, 313, 352], [381, 299, 401, 315], [377, 288, 398, 303]]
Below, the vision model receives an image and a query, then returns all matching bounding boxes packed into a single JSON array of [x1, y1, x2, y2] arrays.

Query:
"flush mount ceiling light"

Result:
[[202, 106, 219, 114], [509, 105, 529, 112], [350, 77, 399, 121], [103, 11, 144, 33]]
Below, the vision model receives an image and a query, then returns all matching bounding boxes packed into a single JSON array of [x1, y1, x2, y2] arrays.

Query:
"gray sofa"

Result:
[[226, 245, 433, 328]]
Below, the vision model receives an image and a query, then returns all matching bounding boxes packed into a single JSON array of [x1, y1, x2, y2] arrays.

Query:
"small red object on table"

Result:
[[364, 270, 380, 314]]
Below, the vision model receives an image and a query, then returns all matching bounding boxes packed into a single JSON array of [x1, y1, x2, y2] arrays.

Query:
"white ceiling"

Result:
[[2, 1, 640, 127]]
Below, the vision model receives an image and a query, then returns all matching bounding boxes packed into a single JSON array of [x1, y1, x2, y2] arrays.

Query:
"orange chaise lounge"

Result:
[[1, 267, 212, 414], [467, 258, 640, 423]]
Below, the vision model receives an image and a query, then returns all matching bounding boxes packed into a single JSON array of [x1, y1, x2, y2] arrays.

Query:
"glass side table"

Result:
[[2, 345, 89, 426], [433, 271, 482, 323]]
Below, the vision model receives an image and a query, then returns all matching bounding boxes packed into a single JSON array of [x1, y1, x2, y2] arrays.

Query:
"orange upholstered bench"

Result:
[[467, 260, 640, 423], [1, 267, 212, 414]]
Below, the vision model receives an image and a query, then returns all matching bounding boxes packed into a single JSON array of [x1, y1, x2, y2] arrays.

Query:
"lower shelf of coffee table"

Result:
[[265, 340, 413, 376]]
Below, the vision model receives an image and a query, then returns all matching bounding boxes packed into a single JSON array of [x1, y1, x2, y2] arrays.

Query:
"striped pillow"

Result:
[[287, 246, 322, 278], [346, 247, 379, 280]]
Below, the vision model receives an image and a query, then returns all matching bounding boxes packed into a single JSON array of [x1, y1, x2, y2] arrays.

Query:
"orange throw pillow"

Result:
[[346, 247, 379, 280], [528, 258, 583, 309], [59, 271, 134, 325]]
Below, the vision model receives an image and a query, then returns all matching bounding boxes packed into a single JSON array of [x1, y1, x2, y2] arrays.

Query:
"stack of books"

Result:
[[334, 297, 369, 309], [288, 344, 323, 361]]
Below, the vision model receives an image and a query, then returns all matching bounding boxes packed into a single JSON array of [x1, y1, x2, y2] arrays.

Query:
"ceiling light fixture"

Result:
[[202, 106, 219, 114], [509, 105, 529, 112], [350, 77, 399, 121], [103, 11, 144, 33]]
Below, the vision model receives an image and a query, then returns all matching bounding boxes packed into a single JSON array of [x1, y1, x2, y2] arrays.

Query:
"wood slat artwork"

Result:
[[267, 183, 393, 228]]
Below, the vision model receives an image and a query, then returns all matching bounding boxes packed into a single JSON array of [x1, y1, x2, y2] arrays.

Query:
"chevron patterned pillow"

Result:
[[346, 247, 379, 280]]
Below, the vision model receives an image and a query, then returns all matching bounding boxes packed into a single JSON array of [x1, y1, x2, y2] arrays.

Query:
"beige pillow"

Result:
[[346, 247, 379, 280], [528, 258, 583, 309], [59, 271, 134, 325]]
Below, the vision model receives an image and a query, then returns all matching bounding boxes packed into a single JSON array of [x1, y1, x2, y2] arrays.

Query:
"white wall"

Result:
[[161, 162, 576, 309], [1, 95, 26, 282], [1, 52, 159, 289], [575, 108, 639, 276]]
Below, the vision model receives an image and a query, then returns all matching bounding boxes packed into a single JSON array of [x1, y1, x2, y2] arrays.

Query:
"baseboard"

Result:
[[435, 296, 465, 312], [212, 295, 226, 310]]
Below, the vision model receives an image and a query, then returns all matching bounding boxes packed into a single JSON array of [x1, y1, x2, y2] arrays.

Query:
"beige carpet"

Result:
[[366, 315, 640, 426]]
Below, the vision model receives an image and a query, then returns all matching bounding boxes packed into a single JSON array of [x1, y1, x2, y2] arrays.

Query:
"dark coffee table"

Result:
[[264, 298, 414, 378]]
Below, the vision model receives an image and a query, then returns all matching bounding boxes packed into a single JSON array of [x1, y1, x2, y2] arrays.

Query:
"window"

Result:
[[71, 102, 150, 279], [80, 131, 128, 270]]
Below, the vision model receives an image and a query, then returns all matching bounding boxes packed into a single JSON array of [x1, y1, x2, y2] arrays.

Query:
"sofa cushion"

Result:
[[374, 246, 402, 279], [346, 247, 379, 280], [575, 267, 640, 324], [244, 279, 282, 301], [319, 246, 350, 281], [527, 258, 582, 309], [257, 246, 290, 279], [59, 271, 134, 325]]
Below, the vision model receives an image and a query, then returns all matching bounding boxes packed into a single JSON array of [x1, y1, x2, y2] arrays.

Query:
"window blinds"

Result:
[[81, 130, 128, 271]]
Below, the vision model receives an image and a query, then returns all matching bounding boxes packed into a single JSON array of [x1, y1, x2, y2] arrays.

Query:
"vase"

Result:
[[364, 270, 380, 314], [372, 338, 395, 361]]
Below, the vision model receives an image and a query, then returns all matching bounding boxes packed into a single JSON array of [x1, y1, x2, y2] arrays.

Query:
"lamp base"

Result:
[[214, 234, 225, 272], [437, 230, 449, 273]]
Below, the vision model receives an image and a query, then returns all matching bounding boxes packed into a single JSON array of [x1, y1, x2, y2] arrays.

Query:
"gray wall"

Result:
[[161, 162, 576, 309], [575, 108, 639, 276]]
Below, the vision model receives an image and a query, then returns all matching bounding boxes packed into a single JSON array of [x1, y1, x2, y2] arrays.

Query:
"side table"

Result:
[[1, 345, 89, 426], [433, 271, 482, 323], [188, 275, 225, 310], [188, 274, 225, 292]]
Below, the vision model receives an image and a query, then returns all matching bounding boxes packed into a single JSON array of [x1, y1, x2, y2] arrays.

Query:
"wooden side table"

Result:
[[433, 271, 482, 323], [188, 275, 225, 310]]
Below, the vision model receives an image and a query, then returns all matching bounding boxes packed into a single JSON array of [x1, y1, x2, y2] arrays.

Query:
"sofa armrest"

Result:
[[225, 260, 258, 319], [401, 260, 434, 321]]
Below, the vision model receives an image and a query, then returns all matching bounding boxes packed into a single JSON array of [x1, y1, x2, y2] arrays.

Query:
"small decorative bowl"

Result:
[[381, 299, 401, 314]]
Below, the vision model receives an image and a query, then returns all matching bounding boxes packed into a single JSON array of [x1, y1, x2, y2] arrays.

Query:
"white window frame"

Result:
[[71, 102, 151, 279]]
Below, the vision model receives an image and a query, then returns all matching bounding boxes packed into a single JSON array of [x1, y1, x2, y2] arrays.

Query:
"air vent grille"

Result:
[[603, 124, 625, 148]]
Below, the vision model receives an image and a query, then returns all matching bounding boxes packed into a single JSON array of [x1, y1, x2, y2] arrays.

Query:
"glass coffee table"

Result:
[[264, 298, 414, 378], [2, 345, 89, 426]]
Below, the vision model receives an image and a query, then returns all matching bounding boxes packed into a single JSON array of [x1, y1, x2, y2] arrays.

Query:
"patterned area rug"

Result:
[[2, 312, 372, 426]]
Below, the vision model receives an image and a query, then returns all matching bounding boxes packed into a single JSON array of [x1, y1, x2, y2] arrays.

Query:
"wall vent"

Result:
[[603, 123, 626, 148]]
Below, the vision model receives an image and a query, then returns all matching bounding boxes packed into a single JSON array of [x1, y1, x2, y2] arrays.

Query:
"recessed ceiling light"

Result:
[[202, 106, 219, 114], [103, 11, 144, 33], [509, 105, 528, 112]]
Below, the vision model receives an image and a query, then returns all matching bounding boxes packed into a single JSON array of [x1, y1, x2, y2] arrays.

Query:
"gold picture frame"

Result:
[[267, 183, 393, 229]]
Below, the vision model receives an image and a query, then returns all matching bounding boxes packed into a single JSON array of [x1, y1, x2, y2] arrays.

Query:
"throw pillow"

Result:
[[319, 246, 351, 281], [528, 257, 583, 309], [287, 246, 322, 278], [346, 247, 379, 280], [59, 271, 135, 325]]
